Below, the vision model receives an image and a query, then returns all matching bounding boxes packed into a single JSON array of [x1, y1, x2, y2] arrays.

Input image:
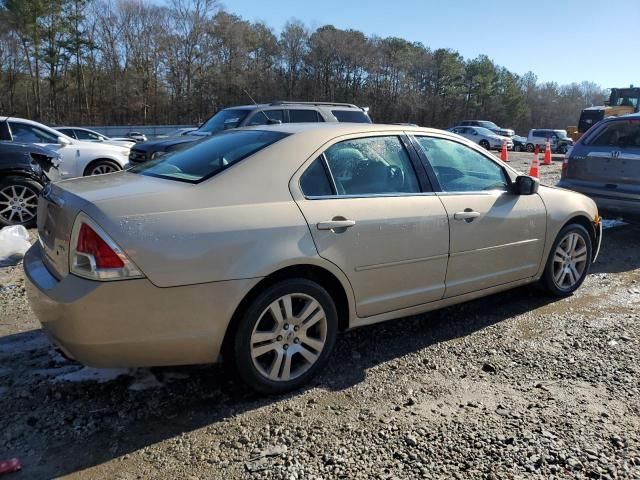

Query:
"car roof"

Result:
[[223, 102, 365, 111]]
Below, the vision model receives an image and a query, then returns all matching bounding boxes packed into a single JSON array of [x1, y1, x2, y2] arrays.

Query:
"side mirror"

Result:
[[58, 136, 71, 146], [267, 119, 282, 125], [513, 175, 539, 195]]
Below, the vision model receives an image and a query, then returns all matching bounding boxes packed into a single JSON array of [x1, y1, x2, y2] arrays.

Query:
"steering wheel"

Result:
[[387, 165, 405, 189]]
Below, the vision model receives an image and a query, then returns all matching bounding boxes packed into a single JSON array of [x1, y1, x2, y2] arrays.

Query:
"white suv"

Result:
[[1, 117, 131, 178], [526, 129, 574, 154]]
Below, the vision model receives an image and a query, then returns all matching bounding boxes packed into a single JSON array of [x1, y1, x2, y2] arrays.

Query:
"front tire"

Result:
[[0, 175, 42, 228], [479, 140, 490, 150], [84, 159, 121, 176], [526, 143, 535, 152], [232, 279, 338, 394], [541, 224, 592, 296]]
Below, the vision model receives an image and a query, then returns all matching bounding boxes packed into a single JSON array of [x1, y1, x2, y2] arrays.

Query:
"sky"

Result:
[[220, 0, 640, 88]]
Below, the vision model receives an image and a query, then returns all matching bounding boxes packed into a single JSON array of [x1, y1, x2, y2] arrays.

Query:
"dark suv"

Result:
[[558, 114, 640, 221], [129, 101, 372, 163]]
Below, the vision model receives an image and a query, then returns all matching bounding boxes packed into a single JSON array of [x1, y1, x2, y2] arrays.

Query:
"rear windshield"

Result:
[[586, 120, 640, 148], [129, 130, 288, 183], [331, 110, 372, 123]]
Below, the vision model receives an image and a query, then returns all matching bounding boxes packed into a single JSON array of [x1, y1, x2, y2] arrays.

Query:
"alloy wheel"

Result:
[[90, 163, 118, 175], [0, 184, 38, 225], [250, 293, 328, 382], [552, 232, 588, 290]]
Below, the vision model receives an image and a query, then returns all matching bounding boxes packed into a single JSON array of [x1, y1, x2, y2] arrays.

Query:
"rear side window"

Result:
[[323, 136, 420, 195], [586, 120, 640, 148], [57, 128, 76, 139], [129, 130, 288, 183], [331, 110, 371, 123], [290, 110, 323, 123], [300, 157, 334, 197]]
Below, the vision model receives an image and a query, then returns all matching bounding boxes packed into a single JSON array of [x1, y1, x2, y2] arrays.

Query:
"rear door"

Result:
[[568, 119, 640, 185], [411, 134, 547, 297], [292, 134, 450, 318]]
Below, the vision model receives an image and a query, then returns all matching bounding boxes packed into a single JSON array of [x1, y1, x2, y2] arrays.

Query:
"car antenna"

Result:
[[242, 89, 279, 124]]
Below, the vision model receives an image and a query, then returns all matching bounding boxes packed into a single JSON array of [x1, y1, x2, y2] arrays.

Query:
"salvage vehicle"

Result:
[[0, 142, 60, 227], [24, 124, 602, 393], [558, 114, 640, 222], [512, 134, 527, 152], [0, 117, 130, 178], [128, 101, 372, 163], [447, 126, 513, 151], [55, 127, 136, 148], [574, 86, 640, 139]]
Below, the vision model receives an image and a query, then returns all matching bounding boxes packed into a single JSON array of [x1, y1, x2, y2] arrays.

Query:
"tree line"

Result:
[[0, 0, 608, 134]]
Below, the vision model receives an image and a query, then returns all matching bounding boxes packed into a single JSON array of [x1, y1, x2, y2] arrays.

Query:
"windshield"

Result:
[[473, 127, 497, 136], [129, 130, 288, 183], [478, 121, 499, 130], [197, 109, 251, 135], [610, 89, 640, 108]]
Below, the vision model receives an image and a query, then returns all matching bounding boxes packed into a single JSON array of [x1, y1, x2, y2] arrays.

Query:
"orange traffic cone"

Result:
[[500, 139, 509, 162], [529, 145, 540, 178], [543, 138, 552, 165]]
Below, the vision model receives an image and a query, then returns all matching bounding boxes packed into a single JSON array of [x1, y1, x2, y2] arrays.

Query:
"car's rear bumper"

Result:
[[557, 179, 640, 221], [23, 243, 260, 368]]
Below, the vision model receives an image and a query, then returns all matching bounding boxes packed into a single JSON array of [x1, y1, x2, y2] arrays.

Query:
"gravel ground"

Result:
[[1, 152, 639, 479]]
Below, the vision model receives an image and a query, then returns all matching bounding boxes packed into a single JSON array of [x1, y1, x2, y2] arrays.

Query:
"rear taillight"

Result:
[[70, 213, 143, 281]]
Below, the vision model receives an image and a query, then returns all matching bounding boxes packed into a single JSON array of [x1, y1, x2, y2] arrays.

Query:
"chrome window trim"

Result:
[[305, 192, 438, 200]]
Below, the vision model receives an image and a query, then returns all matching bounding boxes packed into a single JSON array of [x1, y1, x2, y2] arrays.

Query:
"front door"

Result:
[[293, 134, 450, 317], [412, 134, 547, 297]]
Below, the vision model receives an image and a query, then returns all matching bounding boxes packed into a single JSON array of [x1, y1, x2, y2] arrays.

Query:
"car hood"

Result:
[[71, 140, 130, 153], [132, 137, 198, 152]]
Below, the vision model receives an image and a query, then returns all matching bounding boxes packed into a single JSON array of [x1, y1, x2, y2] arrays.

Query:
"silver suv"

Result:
[[557, 114, 640, 221], [526, 129, 573, 154]]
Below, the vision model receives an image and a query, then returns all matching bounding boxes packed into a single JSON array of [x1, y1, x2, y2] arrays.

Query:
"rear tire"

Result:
[[84, 159, 121, 176], [232, 279, 338, 394], [541, 224, 592, 296], [0, 175, 42, 228]]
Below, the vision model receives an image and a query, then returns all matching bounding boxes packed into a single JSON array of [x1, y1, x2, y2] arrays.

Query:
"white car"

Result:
[[2, 117, 130, 178], [55, 127, 136, 149], [447, 126, 514, 151]]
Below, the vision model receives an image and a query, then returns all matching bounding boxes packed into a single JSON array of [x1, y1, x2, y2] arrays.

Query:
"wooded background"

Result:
[[0, 0, 608, 134]]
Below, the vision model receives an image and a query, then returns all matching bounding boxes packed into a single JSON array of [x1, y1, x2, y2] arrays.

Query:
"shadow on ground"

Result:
[[2, 223, 638, 479]]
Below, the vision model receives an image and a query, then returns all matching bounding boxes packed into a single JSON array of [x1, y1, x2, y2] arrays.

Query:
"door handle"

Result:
[[317, 219, 356, 231], [454, 211, 480, 222]]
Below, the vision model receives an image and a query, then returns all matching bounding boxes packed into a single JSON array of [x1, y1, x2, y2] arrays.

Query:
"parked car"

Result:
[[25, 123, 602, 393], [55, 127, 136, 148], [0, 142, 60, 227], [128, 101, 372, 163], [126, 132, 147, 143], [512, 135, 528, 152], [155, 127, 198, 138], [526, 129, 574, 154], [456, 120, 515, 138], [0, 117, 130, 178], [558, 114, 640, 222], [447, 126, 514, 150]]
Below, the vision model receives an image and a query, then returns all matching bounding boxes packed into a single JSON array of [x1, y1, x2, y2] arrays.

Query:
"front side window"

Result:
[[414, 136, 508, 192], [322, 136, 420, 195], [587, 120, 640, 148], [129, 130, 288, 183], [247, 110, 284, 126], [9, 122, 58, 143]]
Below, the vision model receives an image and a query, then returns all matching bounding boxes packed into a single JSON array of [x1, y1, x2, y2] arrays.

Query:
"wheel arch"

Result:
[[83, 158, 122, 176], [221, 263, 353, 361]]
